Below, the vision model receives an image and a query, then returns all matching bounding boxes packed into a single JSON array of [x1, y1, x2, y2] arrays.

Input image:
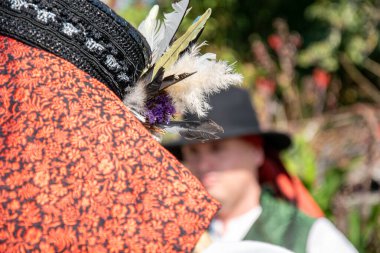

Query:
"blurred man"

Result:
[[165, 86, 358, 253]]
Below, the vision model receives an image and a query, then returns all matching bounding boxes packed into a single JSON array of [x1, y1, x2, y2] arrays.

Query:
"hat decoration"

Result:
[[123, 0, 242, 140]]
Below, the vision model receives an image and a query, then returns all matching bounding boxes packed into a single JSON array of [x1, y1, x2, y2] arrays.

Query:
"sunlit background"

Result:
[[102, 1, 380, 252]]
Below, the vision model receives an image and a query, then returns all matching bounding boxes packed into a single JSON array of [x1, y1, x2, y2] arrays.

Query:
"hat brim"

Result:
[[163, 129, 292, 161]]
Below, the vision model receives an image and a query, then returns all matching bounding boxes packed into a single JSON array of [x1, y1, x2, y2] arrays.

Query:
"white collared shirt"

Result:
[[209, 206, 262, 242], [209, 206, 358, 253]]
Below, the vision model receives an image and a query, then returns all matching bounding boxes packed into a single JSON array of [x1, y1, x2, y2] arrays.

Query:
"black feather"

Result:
[[145, 67, 165, 98], [160, 71, 196, 90], [161, 119, 224, 141]]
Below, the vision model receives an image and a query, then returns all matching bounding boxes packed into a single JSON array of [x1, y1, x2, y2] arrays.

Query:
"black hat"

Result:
[[0, 0, 151, 100], [164, 86, 291, 159]]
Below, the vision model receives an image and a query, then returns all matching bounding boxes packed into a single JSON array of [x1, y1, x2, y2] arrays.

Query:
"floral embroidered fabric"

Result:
[[0, 36, 219, 253]]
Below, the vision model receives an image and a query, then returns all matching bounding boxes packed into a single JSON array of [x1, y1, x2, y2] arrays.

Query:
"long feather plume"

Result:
[[153, 8, 212, 77], [164, 43, 243, 117], [138, 5, 164, 63], [154, 0, 190, 63]]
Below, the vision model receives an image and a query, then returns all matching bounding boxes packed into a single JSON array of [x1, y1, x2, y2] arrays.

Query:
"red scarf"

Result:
[[243, 136, 324, 218]]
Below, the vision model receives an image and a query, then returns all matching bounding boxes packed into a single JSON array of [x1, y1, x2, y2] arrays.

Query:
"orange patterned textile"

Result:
[[0, 36, 219, 253]]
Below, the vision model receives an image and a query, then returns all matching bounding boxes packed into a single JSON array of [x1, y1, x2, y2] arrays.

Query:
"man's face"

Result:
[[182, 137, 263, 208]]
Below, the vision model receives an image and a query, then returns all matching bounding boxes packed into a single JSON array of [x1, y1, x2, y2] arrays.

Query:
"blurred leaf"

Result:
[[282, 134, 317, 188], [312, 167, 346, 214], [348, 209, 362, 248], [298, 29, 341, 71]]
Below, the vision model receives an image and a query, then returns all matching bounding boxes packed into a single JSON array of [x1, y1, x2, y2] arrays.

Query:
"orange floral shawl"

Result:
[[0, 36, 219, 253]]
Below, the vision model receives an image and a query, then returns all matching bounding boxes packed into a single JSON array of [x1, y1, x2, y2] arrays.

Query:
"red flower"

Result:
[[268, 34, 283, 51], [256, 77, 276, 95], [313, 68, 331, 89]]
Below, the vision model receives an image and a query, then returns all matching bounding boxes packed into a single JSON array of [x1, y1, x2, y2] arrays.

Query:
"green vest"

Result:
[[243, 190, 316, 253]]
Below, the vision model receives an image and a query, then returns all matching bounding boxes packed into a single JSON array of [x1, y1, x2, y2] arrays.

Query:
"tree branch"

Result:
[[340, 54, 380, 103]]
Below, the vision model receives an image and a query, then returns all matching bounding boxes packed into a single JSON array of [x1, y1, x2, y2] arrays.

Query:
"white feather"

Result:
[[123, 80, 147, 116], [154, 0, 190, 63], [165, 43, 243, 117], [138, 5, 164, 63]]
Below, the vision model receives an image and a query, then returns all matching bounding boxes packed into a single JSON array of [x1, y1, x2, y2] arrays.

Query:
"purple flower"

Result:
[[145, 93, 176, 125]]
